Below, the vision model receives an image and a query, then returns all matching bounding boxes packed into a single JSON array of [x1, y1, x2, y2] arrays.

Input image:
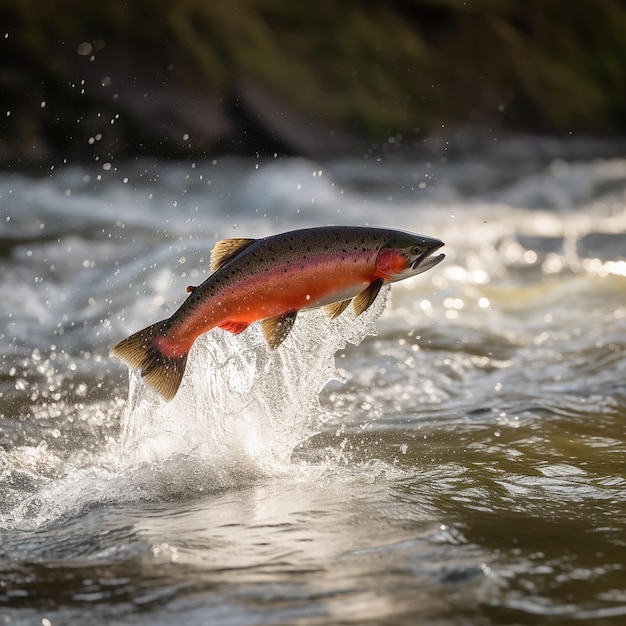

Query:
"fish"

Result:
[[110, 225, 444, 401]]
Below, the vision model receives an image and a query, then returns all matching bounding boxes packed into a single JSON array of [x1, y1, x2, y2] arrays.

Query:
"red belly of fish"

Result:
[[226, 265, 371, 323], [173, 259, 371, 345]]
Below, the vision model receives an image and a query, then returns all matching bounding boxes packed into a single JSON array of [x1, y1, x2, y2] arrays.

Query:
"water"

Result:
[[1, 148, 625, 625]]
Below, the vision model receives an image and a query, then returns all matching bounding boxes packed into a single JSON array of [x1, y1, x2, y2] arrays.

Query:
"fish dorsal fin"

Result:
[[186, 285, 197, 293], [324, 299, 352, 319], [262, 311, 297, 350], [353, 278, 384, 317], [210, 238, 256, 272]]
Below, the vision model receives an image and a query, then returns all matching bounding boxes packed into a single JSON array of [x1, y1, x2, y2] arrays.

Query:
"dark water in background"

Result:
[[1, 149, 625, 624]]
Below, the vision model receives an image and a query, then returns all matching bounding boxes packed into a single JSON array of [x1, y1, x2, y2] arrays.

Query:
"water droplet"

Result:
[[77, 42, 93, 56]]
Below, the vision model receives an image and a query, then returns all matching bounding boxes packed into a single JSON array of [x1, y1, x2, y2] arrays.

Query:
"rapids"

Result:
[[1, 148, 625, 624]]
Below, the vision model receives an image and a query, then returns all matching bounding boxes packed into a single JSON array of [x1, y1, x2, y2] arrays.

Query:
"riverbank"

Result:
[[2, 0, 626, 169]]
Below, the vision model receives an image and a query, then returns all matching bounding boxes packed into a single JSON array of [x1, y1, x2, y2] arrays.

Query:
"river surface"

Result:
[[1, 146, 625, 625]]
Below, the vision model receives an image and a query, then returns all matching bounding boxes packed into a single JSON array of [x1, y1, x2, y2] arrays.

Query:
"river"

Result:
[[1, 146, 625, 624]]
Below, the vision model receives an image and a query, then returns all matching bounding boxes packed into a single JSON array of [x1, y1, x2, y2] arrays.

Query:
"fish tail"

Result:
[[110, 320, 188, 402]]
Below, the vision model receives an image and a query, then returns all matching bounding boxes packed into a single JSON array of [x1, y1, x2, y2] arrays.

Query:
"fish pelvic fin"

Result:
[[262, 310, 297, 350], [353, 278, 384, 317], [110, 320, 188, 402], [324, 299, 352, 319], [210, 238, 256, 272]]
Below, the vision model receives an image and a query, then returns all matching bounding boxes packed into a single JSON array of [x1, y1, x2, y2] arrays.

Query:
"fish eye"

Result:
[[411, 245, 423, 256]]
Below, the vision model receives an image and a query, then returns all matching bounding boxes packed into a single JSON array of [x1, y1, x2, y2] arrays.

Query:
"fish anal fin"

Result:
[[324, 299, 352, 319], [262, 310, 297, 350], [218, 320, 249, 335], [353, 278, 384, 317], [210, 238, 256, 272]]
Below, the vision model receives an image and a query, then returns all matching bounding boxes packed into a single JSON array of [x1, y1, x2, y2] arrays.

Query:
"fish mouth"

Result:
[[412, 242, 445, 273]]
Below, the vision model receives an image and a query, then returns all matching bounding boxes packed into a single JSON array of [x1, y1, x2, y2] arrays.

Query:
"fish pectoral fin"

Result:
[[218, 320, 249, 335], [262, 310, 297, 350], [324, 299, 352, 319], [210, 238, 256, 272], [353, 278, 384, 317]]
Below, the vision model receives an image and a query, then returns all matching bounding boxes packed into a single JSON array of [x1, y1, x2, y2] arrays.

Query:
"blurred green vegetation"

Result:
[[2, 0, 626, 163]]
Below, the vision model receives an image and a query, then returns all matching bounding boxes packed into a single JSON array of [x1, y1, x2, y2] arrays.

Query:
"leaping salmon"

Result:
[[111, 226, 444, 401]]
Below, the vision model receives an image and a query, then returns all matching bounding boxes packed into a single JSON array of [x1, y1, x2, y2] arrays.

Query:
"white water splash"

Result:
[[1, 289, 390, 530], [119, 287, 390, 478]]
